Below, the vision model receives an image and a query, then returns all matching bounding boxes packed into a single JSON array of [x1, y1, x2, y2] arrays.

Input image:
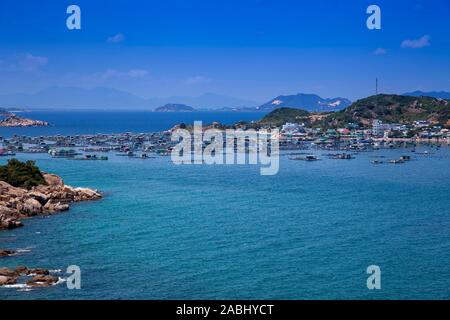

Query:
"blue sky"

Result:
[[0, 0, 449, 101]]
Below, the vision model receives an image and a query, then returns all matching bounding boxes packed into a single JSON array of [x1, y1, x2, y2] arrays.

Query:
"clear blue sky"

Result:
[[0, 0, 449, 101]]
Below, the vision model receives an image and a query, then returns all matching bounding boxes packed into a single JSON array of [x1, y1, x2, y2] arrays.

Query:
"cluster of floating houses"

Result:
[[0, 131, 175, 160], [0, 118, 448, 165]]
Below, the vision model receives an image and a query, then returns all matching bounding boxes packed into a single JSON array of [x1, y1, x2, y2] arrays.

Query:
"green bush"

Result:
[[0, 159, 47, 189]]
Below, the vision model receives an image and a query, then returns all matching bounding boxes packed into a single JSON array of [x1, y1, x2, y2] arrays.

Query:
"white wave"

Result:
[[49, 269, 62, 273], [3, 283, 31, 290]]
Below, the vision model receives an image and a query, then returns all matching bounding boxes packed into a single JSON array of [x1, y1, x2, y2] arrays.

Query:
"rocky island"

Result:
[[0, 114, 49, 127], [0, 159, 101, 288], [154, 103, 196, 112]]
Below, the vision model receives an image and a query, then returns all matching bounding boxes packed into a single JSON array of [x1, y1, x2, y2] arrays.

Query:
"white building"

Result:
[[372, 120, 404, 136], [281, 122, 303, 133]]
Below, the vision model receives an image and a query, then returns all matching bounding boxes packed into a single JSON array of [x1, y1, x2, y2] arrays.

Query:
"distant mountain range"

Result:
[[257, 93, 352, 112], [0, 86, 260, 110], [154, 104, 196, 112], [403, 91, 450, 99]]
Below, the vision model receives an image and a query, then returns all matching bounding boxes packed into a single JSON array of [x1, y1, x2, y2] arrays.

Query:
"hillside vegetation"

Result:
[[259, 107, 311, 127], [0, 159, 47, 189], [259, 94, 450, 129]]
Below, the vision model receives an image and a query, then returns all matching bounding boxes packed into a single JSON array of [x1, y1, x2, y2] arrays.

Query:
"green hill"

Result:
[[257, 95, 450, 129], [322, 94, 450, 128], [259, 107, 311, 127]]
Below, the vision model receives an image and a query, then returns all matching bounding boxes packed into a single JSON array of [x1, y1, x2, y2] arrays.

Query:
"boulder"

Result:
[[0, 217, 23, 230], [0, 267, 17, 277], [27, 268, 49, 275], [43, 173, 64, 187], [0, 204, 17, 216], [0, 249, 16, 257], [73, 187, 102, 201], [0, 275, 17, 286], [28, 191, 48, 205], [23, 198, 43, 216], [26, 274, 58, 287], [15, 265, 28, 275], [43, 200, 69, 213]]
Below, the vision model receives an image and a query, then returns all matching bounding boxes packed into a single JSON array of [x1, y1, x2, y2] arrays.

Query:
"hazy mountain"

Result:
[[403, 91, 450, 100], [148, 93, 259, 110], [154, 104, 196, 112], [0, 87, 260, 110], [257, 93, 352, 112]]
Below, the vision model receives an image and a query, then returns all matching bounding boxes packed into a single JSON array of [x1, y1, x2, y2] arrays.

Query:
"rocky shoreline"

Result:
[[0, 171, 101, 288], [0, 172, 101, 230]]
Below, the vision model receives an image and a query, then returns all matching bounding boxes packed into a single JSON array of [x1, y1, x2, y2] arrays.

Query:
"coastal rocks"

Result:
[[0, 249, 16, 257], [0, 266, 60, 288], [43, 173, 64, 187], [0, 206, 23, 229], [15, 266, 28, 274], [26, 275, 58, 287], [0, 275, 17, 285], [43, 199, 69, 212], [0, 172, 101, 230], [23, 198, 43, 215], [0, 267, 17, 277]]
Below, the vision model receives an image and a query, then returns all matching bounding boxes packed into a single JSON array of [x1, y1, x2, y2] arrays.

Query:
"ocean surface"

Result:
[[0, 110, 265, 138], [1, 111, 450, 299]]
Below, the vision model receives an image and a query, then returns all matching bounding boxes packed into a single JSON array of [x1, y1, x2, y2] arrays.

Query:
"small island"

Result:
[[154, 103, 196, 112], [0, 114, 49, 127]]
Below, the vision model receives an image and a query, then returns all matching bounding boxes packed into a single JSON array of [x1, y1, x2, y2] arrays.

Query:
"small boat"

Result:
[[291, 155, 319, 161], [331, 153, 354, 160], [389, 159, 405, 164]]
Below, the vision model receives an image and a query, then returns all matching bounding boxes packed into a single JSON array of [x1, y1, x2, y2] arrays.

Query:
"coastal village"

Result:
[[0, 113, 448, 164], [1, 94, 449, 162]]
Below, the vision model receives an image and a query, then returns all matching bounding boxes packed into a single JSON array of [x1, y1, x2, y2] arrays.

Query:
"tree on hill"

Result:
[[0, 159, 47, 189]]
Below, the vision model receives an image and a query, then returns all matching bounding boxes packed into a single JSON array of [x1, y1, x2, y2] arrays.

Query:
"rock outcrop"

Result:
[[26, 274, 59, 287], [0, 249, 16, 257], [0, 266, 60, 287], [0, 173, 101, 231]]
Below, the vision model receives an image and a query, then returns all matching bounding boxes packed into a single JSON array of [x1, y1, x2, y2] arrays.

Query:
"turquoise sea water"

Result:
[[1, 112, 450, 299]]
